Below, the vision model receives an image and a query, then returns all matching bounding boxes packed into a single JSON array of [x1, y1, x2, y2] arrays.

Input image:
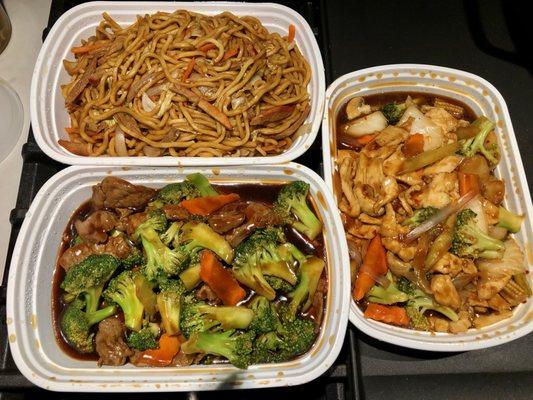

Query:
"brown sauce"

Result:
[[53, 182, 327, 361]]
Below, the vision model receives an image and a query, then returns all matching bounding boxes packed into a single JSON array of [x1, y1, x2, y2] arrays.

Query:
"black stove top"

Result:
[[1, 1, 531, 399]]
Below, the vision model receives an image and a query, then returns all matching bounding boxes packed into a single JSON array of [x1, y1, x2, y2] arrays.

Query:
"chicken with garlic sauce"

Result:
[[335, 92, 529, 333]]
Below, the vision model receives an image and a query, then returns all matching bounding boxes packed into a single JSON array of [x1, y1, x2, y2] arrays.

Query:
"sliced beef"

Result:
[[74, 210, 118, 244], [225, 202, 282, 246], [195, 284, 222, 305], [162, 204, 191, 221], [91, 177, 156, 210], [207, 201, 247, 234], [117, 211, 148, 236], [59, 235, 132, 270], [95, 317, 133, 366]]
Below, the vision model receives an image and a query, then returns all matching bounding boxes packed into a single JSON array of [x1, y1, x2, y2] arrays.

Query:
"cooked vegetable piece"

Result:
[[157, 286, 182, 335], [186, 173, 218, 197], [451, 209, 505, 259], [127, 324, 160, 350], [398, 142, 460, 175], [181, 329, 255, 369], [180, 193, 240, 216], [402, 207, 438, 227], [200, 250, 246, 306], [353, 235, 387, 301], [366, 273, 409, 305], [496, 206, 524, 233], [364, 304, 409, 327], [458, 116, 499, 165], [381, 102, 407, 125], [61, 298, 117, 353], [274, 181, 322, 240], [403, 133, 425, 157], [136, 333, 181, 367], [287, 256, 325, 319], [180, 264, 202, 291], [103, 271, 145, 331], [426, 215, 455, 267], [60, 254, 120, 313], [150, 181, 199, 207], [458, 172, 480, 197]]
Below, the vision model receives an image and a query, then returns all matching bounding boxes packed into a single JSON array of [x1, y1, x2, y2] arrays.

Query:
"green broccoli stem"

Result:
[[291, 202, 322, 240], [86, 305, 117, 326], [460, 117, 497, 164], [496, 206, 524, 233], [186, 173, 218, 197], [84, 286, 104, 314]]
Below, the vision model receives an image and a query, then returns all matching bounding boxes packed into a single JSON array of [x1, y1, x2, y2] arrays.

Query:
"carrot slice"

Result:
[[180, 193, 239, 216], [65, 126, 79, 135], [287, 24, 296, 43], [403, 133, 425, 157], [458, 172, 480, 196], [364, 304, 410, 327], [137, 334, 181, 367], [200, 250, 246, 306], [353, 234, 387, 301], [223, 47, 239, 61], [198, 43, 217, 52], [71, 40, 109, 55], [181, 57, 196, 82], [354, 134, 375, 146]]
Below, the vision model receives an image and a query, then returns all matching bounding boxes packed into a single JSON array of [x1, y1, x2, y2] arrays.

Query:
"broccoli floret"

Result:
[[60, 254, 119, 313], [405, 305, 430, 331], [157, 281, 184, 336], [396, 277, 459, 327], [366, 273, 410, 305], [181, 329, 255, 369], [103, 271, 145, 331], [277, 314, 316, 359], [138, 227, 187, 282], [176, 222, 234, 264], [160, 221, 183, 248], [277, 242, 308, 265], [274, 181, 322, 240], [233, 228, 297, 300], [179, 264, 202, 291], [134, 209, 167, 237], [496, 206, 524, 233], [407, 296, 459, 324], [127, 324, 160, 350], [396, 277, 417, 296], [265, 276, 295, 294], [286, 257, 325, 320], [151, 181, 200, 208], [451, 209, 505, 259], [185, 173, 218, 197], [60, 298, 116, 353], [250, 332, 284, 364], [381, 102, 406, 125], [401, 207, 438, 227], [458, 116, 499, 165], [180, 297, 254, 339], [121, 245, 144, 269], [248, 296, 278, 334]]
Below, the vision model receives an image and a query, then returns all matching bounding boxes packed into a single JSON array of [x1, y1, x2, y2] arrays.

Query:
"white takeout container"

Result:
[[6, 163, 350, 392], [30, 1, 325, 166], [322, 64, 533, 351]]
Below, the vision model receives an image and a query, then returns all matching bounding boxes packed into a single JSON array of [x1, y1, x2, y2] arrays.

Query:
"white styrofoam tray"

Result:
[[6, 163, 350, 392], [321, 64, 533, 351], [30, 1, 325, 166]]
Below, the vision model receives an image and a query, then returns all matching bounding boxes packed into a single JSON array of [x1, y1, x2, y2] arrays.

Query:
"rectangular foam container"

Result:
[[321, 64, 533, 351], [30, 1, 325, 166], [6, 163, 349, 391]]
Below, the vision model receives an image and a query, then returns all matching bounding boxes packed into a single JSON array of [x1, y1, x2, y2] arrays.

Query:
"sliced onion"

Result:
[[143, 145, 162, 157], [231, 94, 246, 110], [404, 190, 476, 244], [342, 111, 388, 137], [142, 92, 156, 112], [114, 127, 128, 157]]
